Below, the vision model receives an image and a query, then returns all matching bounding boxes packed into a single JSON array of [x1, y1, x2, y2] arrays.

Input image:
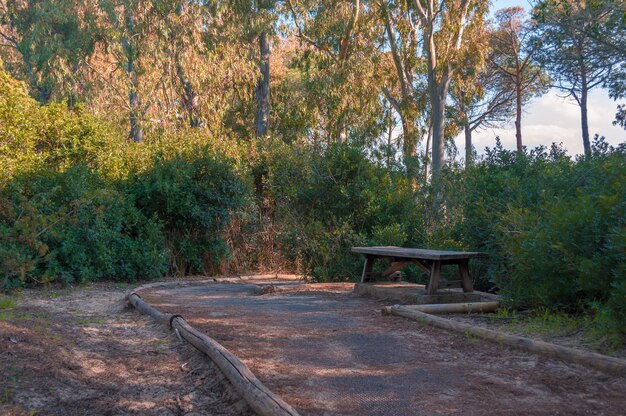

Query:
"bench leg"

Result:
[[426, 260, 441, 295], [360, 256, 373, 283], [458, 259, 474, 292]]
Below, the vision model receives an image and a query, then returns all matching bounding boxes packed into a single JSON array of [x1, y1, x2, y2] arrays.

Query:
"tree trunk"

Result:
[[580, 69, 591, 158], [129, 72, 143, 143], [515, 74, 523, 153], [176, 57, 199, 127], [464, 123, 472, 166], [424, 120, 432, 181], [22, 56, 51, 104], [256, 31, 270, 137], [387, 101, 393, 170], [430, 90, 447, 183], [125, 10, 143, 143], [401, 117, 419, 178]]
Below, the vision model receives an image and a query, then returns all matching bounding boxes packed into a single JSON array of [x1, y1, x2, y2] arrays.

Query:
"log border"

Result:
[[127, 273, 310, 296], [127, 278, 302, 416], [383, 304, 626, 377]]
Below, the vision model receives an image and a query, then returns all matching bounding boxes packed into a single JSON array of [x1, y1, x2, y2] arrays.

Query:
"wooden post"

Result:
[[458, 259, 473, 292], [360, 255, 373, 282], [426, 261, 441, 295]]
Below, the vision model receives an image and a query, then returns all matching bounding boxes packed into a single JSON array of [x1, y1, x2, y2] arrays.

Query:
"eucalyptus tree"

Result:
[[96, 0, 157, 142], [198, 0, 276, 137], [157, 0, 203, 127], [0, 0, 98, 105], [533, 0, 622, 157], [378, 0, 426, 178], [283, 0, 385, 145], [410, 0, 489, 184], [490, 7, 548, 153], [255, 0, 275, 137]]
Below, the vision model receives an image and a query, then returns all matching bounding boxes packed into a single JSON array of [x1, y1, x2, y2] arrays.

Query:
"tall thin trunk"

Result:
[[176, 56, 199, 127], [125, 10, 142, 142], [387, 102, 393, 170], [580, 68, 590, 158], [430, 89, 447, 183], [424, 121, 432, 181], [129, 67, 143, 143], [256, 31, 270, 137], [21, 54, 51, 104], [464, 123, 472, 166], [401, 117, 419, 178], [66, 63, 80, 111], [515, 74, 523, 153]]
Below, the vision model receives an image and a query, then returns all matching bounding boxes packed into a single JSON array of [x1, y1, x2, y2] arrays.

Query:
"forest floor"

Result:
[[1, 280, 625, 416], [0, 282, 253, 416], [140, 281, 626, 416]]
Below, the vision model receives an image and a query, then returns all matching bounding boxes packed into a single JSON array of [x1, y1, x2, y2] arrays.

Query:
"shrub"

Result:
[[261, 142, 423, 279], [0, 59, 118, 184], [0, 166, 168, 289], [130, 151, 248, 274], [442, 139, 625, 340]]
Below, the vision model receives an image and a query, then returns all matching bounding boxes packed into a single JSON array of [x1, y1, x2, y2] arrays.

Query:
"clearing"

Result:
[[2, 280, 625, 415], [0, 282, 252, 416], [139, 281, 626, 416]]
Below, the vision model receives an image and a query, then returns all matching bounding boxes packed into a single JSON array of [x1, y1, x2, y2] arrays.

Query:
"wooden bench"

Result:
[[351, 246, 488, 295]]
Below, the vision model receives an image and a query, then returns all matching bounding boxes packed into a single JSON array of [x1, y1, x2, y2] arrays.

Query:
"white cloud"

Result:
[[458, 89, 625, 157]]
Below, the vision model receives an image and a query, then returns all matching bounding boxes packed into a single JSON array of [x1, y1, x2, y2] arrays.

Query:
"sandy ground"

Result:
[[0, 282, 254, 416], [140, 282, 626, 416]]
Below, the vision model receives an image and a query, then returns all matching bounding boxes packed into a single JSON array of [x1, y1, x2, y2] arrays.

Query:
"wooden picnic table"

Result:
[[351, 246, 488, 295]]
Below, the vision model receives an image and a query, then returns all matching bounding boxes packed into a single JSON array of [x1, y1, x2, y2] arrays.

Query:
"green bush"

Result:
[[0, 59, 118, 184], [499, 149, 625, 334], [0, 166, 168, 289], [260, 142, 423, 279], [438, 139, 626, 340], [446, 140, 575, 290], [130, 151, 248, 274]]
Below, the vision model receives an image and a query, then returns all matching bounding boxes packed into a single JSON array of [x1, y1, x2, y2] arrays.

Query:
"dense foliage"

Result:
[[449, 140, 626, 339], [0, 0, 624, 344]]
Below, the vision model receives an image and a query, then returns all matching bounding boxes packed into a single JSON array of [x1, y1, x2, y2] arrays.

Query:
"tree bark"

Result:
[[515, 73, 523, 153], [129, 71, 143, 143], [124, 10, 143, 143], [580, 68, 591, 158], [401, 117, 419, 178], [430, 86, 447, 183], [464, 123, 472, 166], [387, 101, 393, 170], [424, 122, 432, 181], [256, 31, 270, 137], [176, 57, 199, 127]]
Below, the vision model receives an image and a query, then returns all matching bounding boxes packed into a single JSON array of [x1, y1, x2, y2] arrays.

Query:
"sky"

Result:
[[454, 0, 625, 157]]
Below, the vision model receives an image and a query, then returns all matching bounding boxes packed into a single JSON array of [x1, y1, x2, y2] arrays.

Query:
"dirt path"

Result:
[[0, 283, 253, 416], [140, 282, 626, 416]]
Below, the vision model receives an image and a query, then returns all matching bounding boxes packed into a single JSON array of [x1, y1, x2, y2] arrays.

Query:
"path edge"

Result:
[[127, 276, 302, 416], [384, 304, 626, 377]]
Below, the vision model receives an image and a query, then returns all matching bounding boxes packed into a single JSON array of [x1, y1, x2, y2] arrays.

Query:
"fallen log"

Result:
[[128, 292, 174, 326], [128, 293, 299, 416], [397, 302, 500, 314], [384, 305, 626, 377]]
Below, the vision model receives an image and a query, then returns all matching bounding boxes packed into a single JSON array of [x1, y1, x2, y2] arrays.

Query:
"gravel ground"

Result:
[[140, 282, 626, 416], [0, 282, 254, 416]]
